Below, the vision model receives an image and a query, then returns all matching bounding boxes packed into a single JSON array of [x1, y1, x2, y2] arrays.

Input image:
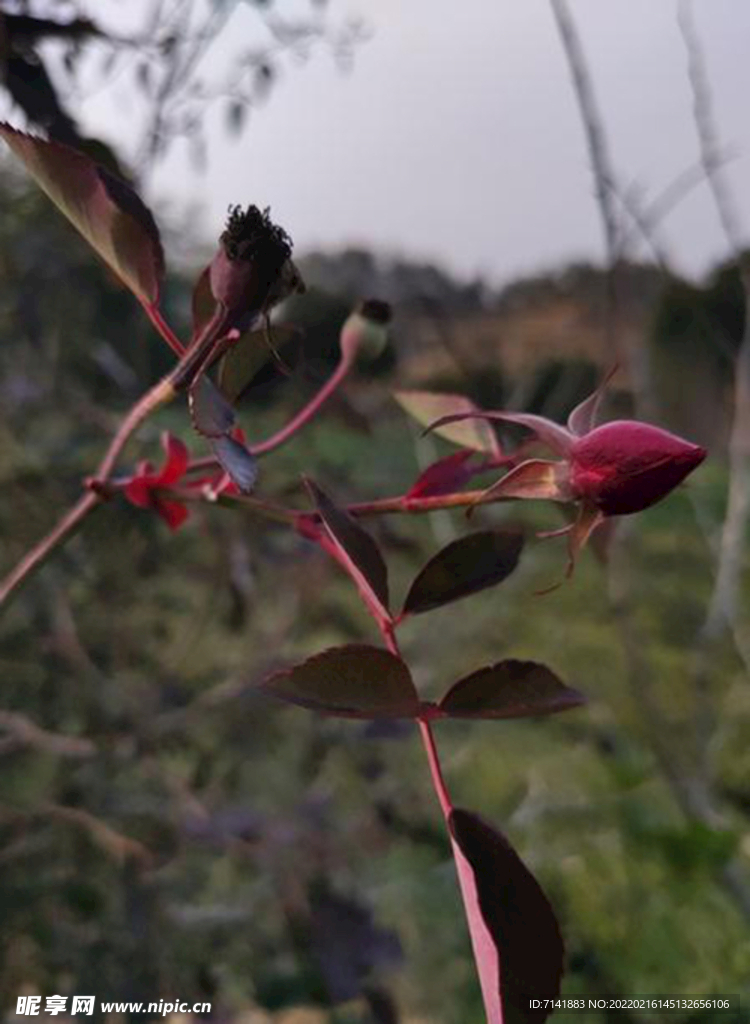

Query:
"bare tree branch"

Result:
[[549, 0, 619, 265], [678, 0, 750, 669], [549, 0, 655, 413]]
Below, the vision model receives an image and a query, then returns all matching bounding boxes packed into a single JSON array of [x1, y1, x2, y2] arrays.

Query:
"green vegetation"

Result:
[[0, 172, 748, 1022]]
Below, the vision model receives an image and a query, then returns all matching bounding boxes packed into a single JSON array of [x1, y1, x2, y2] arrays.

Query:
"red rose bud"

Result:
[[569, 420, 707, 515], [210, 205, 293, 326], [340, 299, 392, 362]]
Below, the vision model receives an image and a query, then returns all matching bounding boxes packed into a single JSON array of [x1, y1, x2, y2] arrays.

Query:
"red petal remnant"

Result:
[[569, 420, 707, 516], [407, 450, 478, 500], [123, 432, 191, 530]]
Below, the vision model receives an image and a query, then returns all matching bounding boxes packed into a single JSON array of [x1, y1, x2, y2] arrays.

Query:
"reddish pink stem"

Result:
[[250, 353, 354, 456], [140, 299, 185, 356], [418, 718, 453, 819], [379, 616, 454, 820]]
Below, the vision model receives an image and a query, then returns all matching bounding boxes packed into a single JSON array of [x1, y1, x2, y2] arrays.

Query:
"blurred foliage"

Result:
[[0, 172, 748, 1023]]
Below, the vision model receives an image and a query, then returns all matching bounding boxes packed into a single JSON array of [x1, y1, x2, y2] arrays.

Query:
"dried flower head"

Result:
[[210, 204, 294, 327]]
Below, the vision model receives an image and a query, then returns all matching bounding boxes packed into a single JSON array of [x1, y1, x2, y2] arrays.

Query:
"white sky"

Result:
[[77, 0, 750, 286]]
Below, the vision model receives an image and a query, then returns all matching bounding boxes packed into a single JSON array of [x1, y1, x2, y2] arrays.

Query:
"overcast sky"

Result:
[[80, 0, 750, 287]]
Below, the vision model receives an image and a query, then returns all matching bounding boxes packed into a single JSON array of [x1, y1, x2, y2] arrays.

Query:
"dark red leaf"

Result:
[[210, 435, 258, 494], [439, 660, 585, 719], [448, 808, 564, 1023], [260, 645, 420, 719], [189, 375, 236, 438], [402, 531, 523, 616], [306, 480, 390, 616], [0, 122, 164, 304], [407, 449, 477, 499]]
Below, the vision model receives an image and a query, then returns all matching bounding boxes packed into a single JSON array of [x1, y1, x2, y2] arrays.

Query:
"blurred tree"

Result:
[[0, 0, 363, 177], [649, 255, 748, 448]]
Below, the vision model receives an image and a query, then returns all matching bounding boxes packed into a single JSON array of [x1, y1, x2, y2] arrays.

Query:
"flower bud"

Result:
[[210, 204, 293, 326], [340, 299, 392, 362], [569, 420, 706, 515]]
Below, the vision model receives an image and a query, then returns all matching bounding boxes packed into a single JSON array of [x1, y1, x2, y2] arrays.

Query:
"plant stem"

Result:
[[380, 623, 454, 820], [0, 375, 177, 609], [418, 718, 453, 819], [95, 377, 177, 481], [213, 485, 502, 522], [0, 492, 100, 607], [140, 299, 185, 356], [184, 352, 355, 474], [250, 353, 354, 456], [0, 299, 240, 610]]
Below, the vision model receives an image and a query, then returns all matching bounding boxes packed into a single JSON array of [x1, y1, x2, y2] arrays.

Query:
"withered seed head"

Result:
[[220, 204, 292, 266], [358, 299, 392, 325], [340, 298, 392, 362], [210, 204, 294, 326]]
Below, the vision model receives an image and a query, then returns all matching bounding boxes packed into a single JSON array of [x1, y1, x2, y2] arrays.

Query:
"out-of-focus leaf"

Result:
[[406, 449, 477, 499], [189, 375, 236, 438], [309, 885, 402, 1003], [0, 122, 164, 304], [4, 53, 78, 143], [4, 14, 101, 44], [306, 479, 390, 616], [402, 531, 523, 616], [259, 645, 421, 718], [226, 99, 247, 135], [210, 435, 258, 493], [182, 805, 264, 846], [448, 808, 564, 1024], [218, 323, 300, 402], [439, 660, 585, 719], [394, 390, 501, 455]]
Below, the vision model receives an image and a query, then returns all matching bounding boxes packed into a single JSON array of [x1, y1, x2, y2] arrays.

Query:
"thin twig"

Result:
[[43, 803, 152, 868], [549, 0, 619, 264], [0, 491, 100, 607], [678, 0, 750, 669], [0, 711, 95, 759]]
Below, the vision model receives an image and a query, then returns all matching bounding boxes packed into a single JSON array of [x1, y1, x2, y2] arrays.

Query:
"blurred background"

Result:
[[0, 1, 749, 1021]]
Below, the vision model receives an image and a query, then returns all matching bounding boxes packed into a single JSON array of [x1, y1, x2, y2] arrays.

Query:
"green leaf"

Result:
[[260, 645, 421, 718], [393, 390, 501, 455], [439, 660, 585, 719], [306, 479, 390, 616], [0, 122, 164, 304], [218, 323, 300, 402], [402, 531, 523, 616]]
